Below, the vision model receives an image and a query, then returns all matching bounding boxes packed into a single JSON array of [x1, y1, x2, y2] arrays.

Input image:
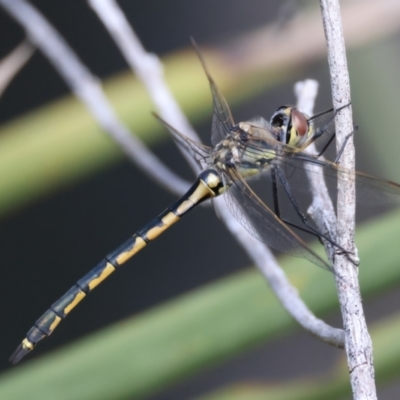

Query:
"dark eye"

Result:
[[271, 115, 284, 129], [270, 110, 286, 129], [270, 107, 292, 143]]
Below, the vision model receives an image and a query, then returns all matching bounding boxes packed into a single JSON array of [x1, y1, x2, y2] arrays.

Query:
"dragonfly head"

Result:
[[270, 106, 313, 149]]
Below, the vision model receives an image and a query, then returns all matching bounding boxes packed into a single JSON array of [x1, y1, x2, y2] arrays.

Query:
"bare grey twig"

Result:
[[0, 0, 189, 196], [295, 80, 338, 263], [88, 0, 201, 175], [0, 40, 34, 98], [320, 0, 377, 398]]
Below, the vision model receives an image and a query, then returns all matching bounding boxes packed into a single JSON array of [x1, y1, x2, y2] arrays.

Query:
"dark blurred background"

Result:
[[1, 1, 400, 399]]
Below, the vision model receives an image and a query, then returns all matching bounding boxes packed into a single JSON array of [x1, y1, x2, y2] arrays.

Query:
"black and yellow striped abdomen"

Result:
[[10, 169, 224, 364]]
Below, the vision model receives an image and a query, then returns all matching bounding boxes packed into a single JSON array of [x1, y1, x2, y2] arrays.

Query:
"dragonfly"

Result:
[[10, 49, 400, 365]]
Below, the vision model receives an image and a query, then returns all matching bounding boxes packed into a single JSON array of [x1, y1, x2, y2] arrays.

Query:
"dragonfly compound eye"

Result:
[[291, 109, 309, 137]]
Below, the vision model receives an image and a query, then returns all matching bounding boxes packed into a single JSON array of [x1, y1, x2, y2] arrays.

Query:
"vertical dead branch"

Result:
[[320, 1, 377, 398], [298, 79, 338, 263]]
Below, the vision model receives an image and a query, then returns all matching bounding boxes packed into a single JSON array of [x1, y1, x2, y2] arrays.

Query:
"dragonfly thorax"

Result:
[[211, 124, 278, 179]]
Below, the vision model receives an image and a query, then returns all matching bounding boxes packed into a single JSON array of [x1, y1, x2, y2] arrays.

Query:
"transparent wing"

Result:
[[191, 39, 234, 146], [154, 113, 212, 169], [209, 77, 234, 146], [280, 152, 400, 205], [223, 167, 332, 271], [211, 106, 233, 147], [301, 107, 337, 152]]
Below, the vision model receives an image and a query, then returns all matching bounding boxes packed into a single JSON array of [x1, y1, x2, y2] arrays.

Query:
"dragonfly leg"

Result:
[[274, 166, 351, 256], [271, 169, 324, 241], [316, 132, 335, 158], [334, 127, 357, 163], [309, 102, 352, 158]]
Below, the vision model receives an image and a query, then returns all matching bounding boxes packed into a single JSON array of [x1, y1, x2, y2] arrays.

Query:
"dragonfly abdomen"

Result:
[[10, 169, 223, 364]]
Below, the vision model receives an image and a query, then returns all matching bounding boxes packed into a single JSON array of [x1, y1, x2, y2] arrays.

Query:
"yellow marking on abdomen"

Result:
[[161, 212, 179, 227], [22, 338, 34, 350], [64, 291, 86, 315], [115, 236, 147, 265], [146, 212, 180, 240], [146, 222, 170, 241], [176, 181, 213, 215], [176, 199, 194, 216], [88, 262, 116, 290], [194, 180, 215, 200], [49, 315, 62, 332]]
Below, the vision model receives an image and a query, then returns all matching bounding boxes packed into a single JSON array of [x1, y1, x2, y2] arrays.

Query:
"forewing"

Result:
[[154, 113, 212, 169], [209, 80, 235, 146], [278, 151, 400, 205], [191, 39, 234, 146]]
